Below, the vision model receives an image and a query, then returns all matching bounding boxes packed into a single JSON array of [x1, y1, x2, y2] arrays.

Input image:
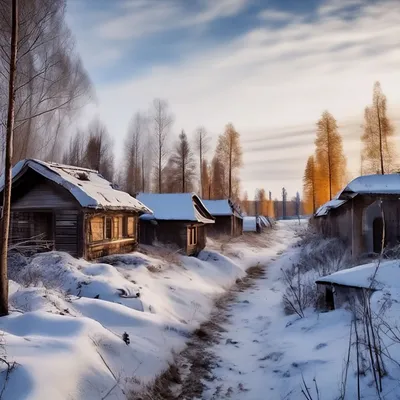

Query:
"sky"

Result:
[[66, 0, 400, 200]]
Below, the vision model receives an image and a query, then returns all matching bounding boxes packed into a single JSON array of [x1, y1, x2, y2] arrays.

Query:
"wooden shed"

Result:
[[201, 199, 243, 237], [0, 159, 152, 260], [137, 193, 215, 256], [312, 174, 400, 259]]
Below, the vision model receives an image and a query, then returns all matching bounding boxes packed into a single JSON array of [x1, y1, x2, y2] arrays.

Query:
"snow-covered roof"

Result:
[[0, 159, 152, 213], [338, 174, 400, 199], [137, 193, 214, 223], [314, 199, 347, 217], [316, 260, 400, 290], [201, 199, 243, 218]]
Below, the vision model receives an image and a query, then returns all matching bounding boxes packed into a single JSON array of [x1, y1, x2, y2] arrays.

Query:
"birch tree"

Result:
[[361, 82, 395, 175], [194, 126, 210, 197], [150, 99, 173, 193], [0, 0, 18, 316]]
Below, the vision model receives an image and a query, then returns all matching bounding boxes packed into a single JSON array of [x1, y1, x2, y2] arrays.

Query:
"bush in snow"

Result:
[[282, 231, 352, 317]]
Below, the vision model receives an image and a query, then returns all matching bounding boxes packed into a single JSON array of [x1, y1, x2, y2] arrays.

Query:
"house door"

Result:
[[373, 217, 384, 254]]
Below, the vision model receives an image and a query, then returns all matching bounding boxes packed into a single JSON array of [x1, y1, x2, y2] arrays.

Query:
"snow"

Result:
[[339, 173, 400, 197], [243, 216, 257, 232], [0, 232, 282, 399], [202, 200, 233, 216], [137, 193, 214, 223], [314, 199, 347, 217], [0, 159, 151, 212], [316, 259, 400, 289]]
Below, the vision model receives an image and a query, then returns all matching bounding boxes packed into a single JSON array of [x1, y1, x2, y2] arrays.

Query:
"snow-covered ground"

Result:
[[0, 224, 292, 400], [200, 227, 400, 400]]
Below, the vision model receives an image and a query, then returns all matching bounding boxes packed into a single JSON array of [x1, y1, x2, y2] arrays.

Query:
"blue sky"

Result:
[[67, 0, 400, 199]]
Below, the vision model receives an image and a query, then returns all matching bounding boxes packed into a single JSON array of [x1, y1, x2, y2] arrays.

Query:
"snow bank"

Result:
[[0, 234, 280, 399], [340, 173, 400, 197], [316, 260, 400, 290]]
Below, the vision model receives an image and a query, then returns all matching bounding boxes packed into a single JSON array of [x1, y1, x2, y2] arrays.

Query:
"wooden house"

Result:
[[137, 193, 215, 256], [312, 174, 400, 259], [202, 199, 243, 237], [0, 159, 152, 260]]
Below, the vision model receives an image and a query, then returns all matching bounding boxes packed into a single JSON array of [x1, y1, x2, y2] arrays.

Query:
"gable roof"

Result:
[[202, 199, 243, 218], [137, 193, 215, 223], [0, 159, 152, 213], [338, 174, 400, 199], [314, 199, 347, 217]]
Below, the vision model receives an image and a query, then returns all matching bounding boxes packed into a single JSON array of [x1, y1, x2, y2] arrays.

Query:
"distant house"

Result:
[[316, 261, 398, 310], [243, 215, 273, 234], [312, 174, 400, 258], [137, 193, 215, 256], [0, 159, 152, 260], [202, 199, 243, 237]]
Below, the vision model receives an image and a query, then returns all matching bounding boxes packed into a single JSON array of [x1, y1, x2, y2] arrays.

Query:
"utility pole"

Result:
[[0, 0, 19, 316]]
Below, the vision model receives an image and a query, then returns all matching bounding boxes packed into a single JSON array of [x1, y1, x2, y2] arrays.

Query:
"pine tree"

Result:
[[361, 81, 395, 175], [201, 159, 210, 199], [216, 123, 243, 199], [170, 130, 196, 193], [210, 155, 226, 199], [315, 111, 347, 202]]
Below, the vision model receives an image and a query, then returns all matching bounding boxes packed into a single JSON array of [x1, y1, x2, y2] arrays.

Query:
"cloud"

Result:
[[258, 9, 295, 22], [97, 0, 250, 40], [69, 0, 400, 198]]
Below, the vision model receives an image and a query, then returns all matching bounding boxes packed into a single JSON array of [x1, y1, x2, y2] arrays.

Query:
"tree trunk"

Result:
[[0, 0, 19, 317], [228, 137, 232, 199], [158, 139, 162, 193], [199, 137, 202, 197], [377, 103, 384, 175], [142, 154, 145, 192]]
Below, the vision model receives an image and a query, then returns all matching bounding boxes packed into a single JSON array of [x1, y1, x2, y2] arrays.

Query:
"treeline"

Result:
[[303, 81, 395, 214], [63, 99, 244, 200], [0, 0, 92, 166]]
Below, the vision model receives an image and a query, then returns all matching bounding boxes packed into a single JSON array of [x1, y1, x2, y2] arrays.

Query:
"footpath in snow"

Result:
[[0, 223, 294, 400]]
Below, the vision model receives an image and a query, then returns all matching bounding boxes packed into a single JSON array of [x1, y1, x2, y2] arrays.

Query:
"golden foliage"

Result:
[[361, 81, 396, 175]]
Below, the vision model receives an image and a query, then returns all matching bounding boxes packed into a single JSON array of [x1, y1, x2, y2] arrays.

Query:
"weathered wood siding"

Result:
[[12, 181, 77, 210], [55, 210, 80, 257], [139, 220, 207, 256]]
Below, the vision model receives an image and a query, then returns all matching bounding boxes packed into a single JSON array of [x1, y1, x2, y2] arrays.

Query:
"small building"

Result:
[[0, 159, 152, 260], [137, 193, 215, 256], [312, 174, 400, 259], [243, 216, 260, 233], [316, 260, 398, 310], [201, 199, 243, 237]]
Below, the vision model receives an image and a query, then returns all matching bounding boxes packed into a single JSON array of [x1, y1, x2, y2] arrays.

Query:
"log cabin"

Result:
[[312, 174, 400, 259], [201, 199, 243, 237], [0, 159, 152, 260], [137, 193, 215, 256]]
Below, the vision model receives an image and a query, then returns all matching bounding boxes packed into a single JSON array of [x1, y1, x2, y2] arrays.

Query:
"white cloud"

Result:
[[258, 9, 295, 22], [70, 0, 400, 198], [97, 0, 250, 40]]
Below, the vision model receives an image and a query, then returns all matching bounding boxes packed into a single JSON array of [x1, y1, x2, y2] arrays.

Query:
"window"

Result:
[[113, 216, 123, 239], [105, 217, 112, 239], [125, 216, 135, 238], [90, 217, 104, 242], [188, 226, 197, 245]]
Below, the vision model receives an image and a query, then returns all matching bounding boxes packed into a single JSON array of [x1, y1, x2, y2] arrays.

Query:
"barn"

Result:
[[137, 193, 215, 256], [201, 199, 243, 237], [0, 159, 152, 260]]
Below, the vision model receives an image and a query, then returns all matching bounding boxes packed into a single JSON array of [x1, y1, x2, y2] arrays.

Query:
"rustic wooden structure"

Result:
[[0, 159, 152, 260], [312, 174, 400, 259], [202, 200, 243, 237], [137, 193, 214, 256]]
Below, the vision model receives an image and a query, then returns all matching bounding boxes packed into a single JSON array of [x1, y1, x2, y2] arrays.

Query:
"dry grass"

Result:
[[138, 243, 183, 268]]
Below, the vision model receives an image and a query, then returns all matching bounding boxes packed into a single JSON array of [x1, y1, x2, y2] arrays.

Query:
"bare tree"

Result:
[[84, 118, 114, 181], [123, 112, 147, 195], [0, 0, 18, 316], [194, 126, 210, 197], [62, 129, 86, 167], [0, 0, 92, 166], [150, 99, 173, 193]]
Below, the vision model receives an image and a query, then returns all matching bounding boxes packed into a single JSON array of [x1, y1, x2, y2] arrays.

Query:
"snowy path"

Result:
[[198, 222, 302, 400]]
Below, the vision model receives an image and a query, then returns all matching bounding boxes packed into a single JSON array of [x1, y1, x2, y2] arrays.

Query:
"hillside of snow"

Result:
[[0, 228, 285, 400]]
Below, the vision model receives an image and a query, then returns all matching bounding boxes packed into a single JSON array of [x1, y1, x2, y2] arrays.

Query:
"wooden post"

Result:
[[0, 0, 18, 316]]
